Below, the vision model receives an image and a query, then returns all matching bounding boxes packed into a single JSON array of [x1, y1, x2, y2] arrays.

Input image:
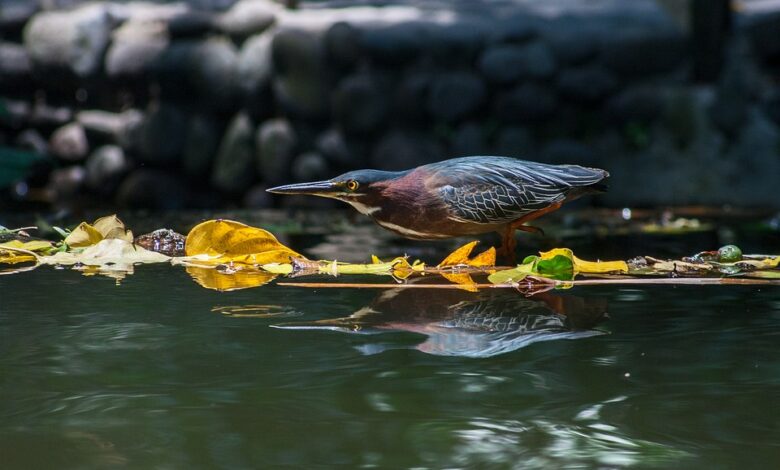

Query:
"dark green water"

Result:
[[2, 228, 780, 468]]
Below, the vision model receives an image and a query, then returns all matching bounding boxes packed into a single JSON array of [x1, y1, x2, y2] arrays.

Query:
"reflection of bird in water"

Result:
[[274, 283, 608, 358]]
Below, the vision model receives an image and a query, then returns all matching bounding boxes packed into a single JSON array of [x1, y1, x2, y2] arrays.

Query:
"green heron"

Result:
[[267, 156, 608, 260]]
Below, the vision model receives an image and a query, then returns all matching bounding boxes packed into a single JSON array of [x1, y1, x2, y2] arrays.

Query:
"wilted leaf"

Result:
[[41, 239, 169, 268], [438, 241, 496, 267], [64, 215, 133, 248], [63, 222, 103, 247], [184, 219, 303, 266], [186, 266, 277, 291]]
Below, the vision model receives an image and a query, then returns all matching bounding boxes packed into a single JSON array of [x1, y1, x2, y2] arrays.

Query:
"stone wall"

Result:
[[2, 0, 780, 211]]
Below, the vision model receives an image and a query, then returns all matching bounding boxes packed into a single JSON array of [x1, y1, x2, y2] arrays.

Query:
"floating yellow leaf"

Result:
[[540, 248, 628, 274], [0, 239, 51, 264], [64, 214, 133, 248], [184, 219, 304, 266], [438, 241, 496, 267]]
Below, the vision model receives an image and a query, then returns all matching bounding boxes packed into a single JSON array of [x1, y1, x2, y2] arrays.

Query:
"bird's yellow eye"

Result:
[[346, 180, 359, 191]]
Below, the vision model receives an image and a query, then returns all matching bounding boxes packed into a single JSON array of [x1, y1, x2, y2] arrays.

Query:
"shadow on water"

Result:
[[272, 281, 609, 358]]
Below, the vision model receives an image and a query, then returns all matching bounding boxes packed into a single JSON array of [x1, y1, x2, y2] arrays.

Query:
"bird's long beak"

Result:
[[266, 180, 337, 196]]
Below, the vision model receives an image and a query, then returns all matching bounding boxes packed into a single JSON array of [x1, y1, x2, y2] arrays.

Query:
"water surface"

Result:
[[2, 221, 779, 468]]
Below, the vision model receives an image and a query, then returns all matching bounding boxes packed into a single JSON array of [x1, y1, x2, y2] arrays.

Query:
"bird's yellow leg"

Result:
[[500, 202, 563, 263]]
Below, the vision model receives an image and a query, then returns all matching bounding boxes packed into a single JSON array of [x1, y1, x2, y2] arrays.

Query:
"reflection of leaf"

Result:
[[211, 304, 301, 318], [440, 272, 479, 292], [184, 219, 303, 266], [64, 215, 133, 248], [186, 266, 277, 291], [438, 241, 496, 267]]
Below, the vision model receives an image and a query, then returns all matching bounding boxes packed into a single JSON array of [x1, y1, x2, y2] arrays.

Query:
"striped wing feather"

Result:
[[434, 157, 606, 225]]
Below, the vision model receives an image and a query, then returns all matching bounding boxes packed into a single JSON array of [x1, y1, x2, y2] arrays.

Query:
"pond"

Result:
[[1, 210, 779, 468]]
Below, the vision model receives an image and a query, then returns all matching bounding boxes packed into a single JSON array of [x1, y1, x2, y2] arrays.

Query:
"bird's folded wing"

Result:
[[436, 160, 603, 225]]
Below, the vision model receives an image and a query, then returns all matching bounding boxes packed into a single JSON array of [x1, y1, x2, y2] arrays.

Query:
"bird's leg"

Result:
[[500, 227, 518, 264], [499, 202, 563, 263]]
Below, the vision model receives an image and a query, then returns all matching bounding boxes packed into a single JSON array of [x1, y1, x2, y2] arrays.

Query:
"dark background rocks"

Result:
[[2, 0, 780, 211]]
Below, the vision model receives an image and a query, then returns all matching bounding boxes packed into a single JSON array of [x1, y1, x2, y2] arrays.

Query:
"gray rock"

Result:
[[494, 84, 558, 123], [105, 19, 168, 79], [539, 139, 597, 165], [371, 130, 443, 171], [236, 32, 273, 96], [256, 118, 296, 185], [76, 109, 144, 149], [0, 42, 32, 87], [428, 21, 488, 65], [315, 128, 364, 168], [216, 0, 278, 38], [167, 11, 215, 38], [152, 38, 239, 110], [48, 166, 86, 199], [478, 42, 556, 84], [393, 72, 432, 123], [746, 11, 780, 62], [49, 122, 89, 161], [117, 169, 189, 210], [546, 29, 600, 65], [765, 91, 780, 128], [493, 127, 535, 157], [271, 28, 329, 118], [360, 23, 426, 65], [488, 16, 537, 44], [601, 28, 688, 78], [556, 66, 618, 104], [292, 152, 329, 182], [325, 22, 362, 67], [727, 109, 780, 204], [15, 129, 47, 154], [85, 145, 127, 192], [212, 112, 256, 192], [332, 74, 388, 133], [137, 103, 187, 165], [0, 1, 39, 35], [451, 122, 488, 156], [23, 4, 113, 77], [183, 114, 220, 179], [427, 72, 486, 122], [605, 86, 665, 123], [710, 38, 763, 135]]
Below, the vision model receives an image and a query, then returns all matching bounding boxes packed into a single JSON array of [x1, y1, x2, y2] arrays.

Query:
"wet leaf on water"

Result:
[[540, 248, 629, 275], [183, 219, 303, 266], [64, 215, 133, 248], [41, 239, 169, 269], [438, 241, 496, 267], [489, 249, 627, 284], [0, 239, 54, 264]]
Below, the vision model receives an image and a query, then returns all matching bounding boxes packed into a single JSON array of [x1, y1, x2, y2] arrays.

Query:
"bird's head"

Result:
[[267, 169, 406, 215]]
